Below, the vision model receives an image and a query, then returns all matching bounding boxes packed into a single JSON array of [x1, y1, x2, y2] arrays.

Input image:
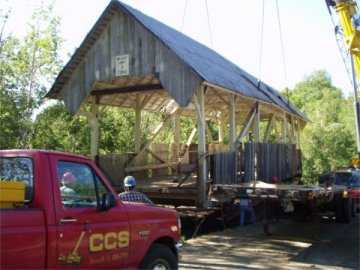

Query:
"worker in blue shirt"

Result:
[[238, 190, 256, 226]]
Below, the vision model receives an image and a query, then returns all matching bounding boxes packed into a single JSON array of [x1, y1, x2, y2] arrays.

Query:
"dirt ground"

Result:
[[179, 214, 360, 270]]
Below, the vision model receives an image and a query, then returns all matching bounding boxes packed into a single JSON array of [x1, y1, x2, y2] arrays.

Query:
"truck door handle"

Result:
[[60, 217, 78, 224]]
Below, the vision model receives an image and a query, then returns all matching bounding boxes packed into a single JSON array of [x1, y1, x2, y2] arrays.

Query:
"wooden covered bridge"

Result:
[[46, 0, 307, 209]]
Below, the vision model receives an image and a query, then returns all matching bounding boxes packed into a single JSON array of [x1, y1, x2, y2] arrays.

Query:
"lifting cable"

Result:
[[205, 0, 214, 48], [258, 0, 265, 85], [181, 0, 189, 32], [275, 0, 289, 102]]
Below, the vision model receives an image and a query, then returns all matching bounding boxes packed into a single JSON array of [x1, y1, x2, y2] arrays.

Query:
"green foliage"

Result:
[[288, 70, 356, 183], [32, 103, 90, 154], [0, 1, 62, 149], [0, 87, 31, 148]]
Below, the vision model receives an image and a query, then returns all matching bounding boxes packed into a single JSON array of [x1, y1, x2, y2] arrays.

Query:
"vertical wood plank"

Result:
[[218, 115, 225, 143], [195, 85, 207, 209], [264, 114, 275, 143], [253, 103, 260, 143], [282, 113, 288, 144], [229, 94, 236, 150], [90, 97, 100, 160], [173, 111, 181, 160], [134, 94, 142, 153]]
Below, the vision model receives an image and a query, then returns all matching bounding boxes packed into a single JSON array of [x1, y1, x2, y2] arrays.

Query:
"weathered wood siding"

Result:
[[62, 10, 203, 113], [210, 151, 237, 185], [211, 143, 301, 185]]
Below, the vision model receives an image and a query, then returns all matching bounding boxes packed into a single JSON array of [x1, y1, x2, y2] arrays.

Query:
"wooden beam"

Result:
[[184, 128, 197, 150], [253, 103, 260, 142], [212, 89, 230, 106], [235, 102, 258, 144], [145, 148, 166, 164], [195, 86, 207, 209], [173, 111, 181, 160], [127, 107, 179, 166], [218, 115, 225, 143], [290, 116, 296, 144], [282, 113, 288, 144], [91, 83, 162, 96], [296, 120, 301, 149], [125, 162, 178, 173], [134, 94, 142, 153], [140, 93, 155, 109], [264, 114, 275, 143], [88, 97, 100, 160], [229, 94, 236, 150]]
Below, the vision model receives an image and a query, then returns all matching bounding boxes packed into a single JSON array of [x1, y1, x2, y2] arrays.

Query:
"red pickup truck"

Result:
[[0, 150, 181, 269]]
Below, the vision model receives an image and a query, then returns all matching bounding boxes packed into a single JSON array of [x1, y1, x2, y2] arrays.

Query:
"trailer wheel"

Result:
[[140, 243, 178, 270], [335, 197, 352, 223]]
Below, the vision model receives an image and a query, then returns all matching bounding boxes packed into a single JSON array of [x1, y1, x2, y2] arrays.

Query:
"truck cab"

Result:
[[0, 150, 180, 269]]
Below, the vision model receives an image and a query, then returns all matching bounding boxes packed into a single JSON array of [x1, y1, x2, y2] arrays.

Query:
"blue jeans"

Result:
[[240, 205, 256, 226]]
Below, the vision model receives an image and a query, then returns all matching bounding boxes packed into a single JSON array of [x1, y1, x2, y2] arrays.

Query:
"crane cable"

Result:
[[275, 0, 289, 99], [258, 0, 265, 85], [205, 0, 213, 48], [181, 0, 189, 32]]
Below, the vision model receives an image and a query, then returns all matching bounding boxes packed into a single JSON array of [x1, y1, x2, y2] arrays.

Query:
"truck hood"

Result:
[[123, 202, 178, 221], [122, 202, 180, 241]]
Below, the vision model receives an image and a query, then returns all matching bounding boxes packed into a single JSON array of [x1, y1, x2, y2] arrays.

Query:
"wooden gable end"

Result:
[[59, 8, 203, 113]]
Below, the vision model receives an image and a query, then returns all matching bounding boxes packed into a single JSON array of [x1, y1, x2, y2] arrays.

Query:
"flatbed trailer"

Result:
[[212, 181, 354, 223]]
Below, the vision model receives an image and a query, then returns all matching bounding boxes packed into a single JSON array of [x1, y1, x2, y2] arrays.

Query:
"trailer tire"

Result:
[[335, 197, 352, 223], [140, 243, 178, 270]]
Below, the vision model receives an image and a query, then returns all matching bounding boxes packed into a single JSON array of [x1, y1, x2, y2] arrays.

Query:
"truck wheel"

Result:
[[140, 243, 178, 270]]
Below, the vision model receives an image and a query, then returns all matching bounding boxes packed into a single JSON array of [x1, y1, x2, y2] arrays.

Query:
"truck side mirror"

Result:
[[100, 193, 116, 211]]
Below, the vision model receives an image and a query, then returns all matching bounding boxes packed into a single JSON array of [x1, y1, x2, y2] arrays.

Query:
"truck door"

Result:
[[50, 156, 130, 269]]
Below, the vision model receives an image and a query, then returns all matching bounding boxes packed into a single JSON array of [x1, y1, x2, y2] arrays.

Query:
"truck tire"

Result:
[[335, 197, 352, 223], [140, 243, 178, 270]]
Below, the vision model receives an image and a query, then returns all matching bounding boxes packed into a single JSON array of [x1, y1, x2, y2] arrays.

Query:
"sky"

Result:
[[2, 0, 353, 96]]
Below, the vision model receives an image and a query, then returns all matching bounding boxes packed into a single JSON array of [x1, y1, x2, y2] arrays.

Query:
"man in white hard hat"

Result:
[[119, 175, 153, 204]]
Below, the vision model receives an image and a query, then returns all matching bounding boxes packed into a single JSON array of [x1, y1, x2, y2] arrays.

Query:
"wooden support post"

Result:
[[252, 103, 260, 182], [282, 113, 288, 144], [179, 127, 197, 159], [229, 95, 236, 150], [89, 99, 100, 161], [134, 94, 142, 153], [173, 111, 181, 160], [290, 116, 296, 144], [218, 115, 225, 143], [194, 86, 207, 209], [127, 108, 179, 167], [235, 102, 258, 144], [253, 103, 260, 143], [296, 120, 301, 149], [264, 114, 275, 143]]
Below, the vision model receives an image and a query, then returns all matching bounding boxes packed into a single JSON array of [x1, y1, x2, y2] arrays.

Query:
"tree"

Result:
[[0, 1, 62, 149], [288, 71, 356, 183], [32, 103, 90, 154]]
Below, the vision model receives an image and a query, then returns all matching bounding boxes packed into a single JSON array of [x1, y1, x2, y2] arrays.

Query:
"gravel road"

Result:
[[179, 215, 360, 270]]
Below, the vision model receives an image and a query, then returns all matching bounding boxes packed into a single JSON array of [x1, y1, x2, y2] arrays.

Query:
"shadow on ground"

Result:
[[179, 215, 360, 270]]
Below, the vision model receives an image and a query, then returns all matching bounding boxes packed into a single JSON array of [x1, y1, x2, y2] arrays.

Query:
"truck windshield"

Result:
[[0, 157, 33, 201]]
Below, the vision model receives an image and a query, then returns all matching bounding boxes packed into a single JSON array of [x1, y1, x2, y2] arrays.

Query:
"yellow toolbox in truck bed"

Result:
[[0, 181, 25, 208]]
